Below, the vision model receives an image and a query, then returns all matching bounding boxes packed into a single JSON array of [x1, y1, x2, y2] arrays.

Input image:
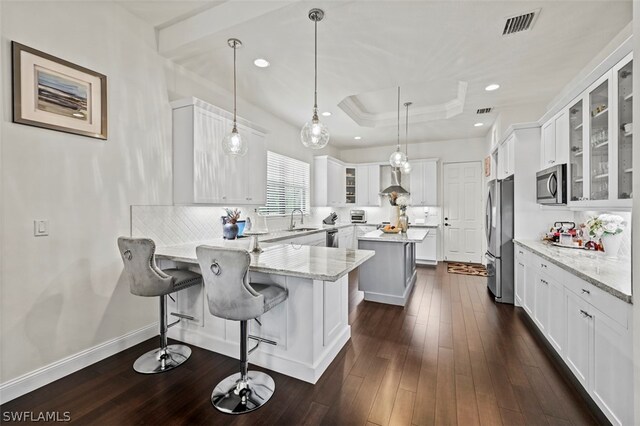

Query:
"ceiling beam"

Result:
[[158, 0, 297, 57]]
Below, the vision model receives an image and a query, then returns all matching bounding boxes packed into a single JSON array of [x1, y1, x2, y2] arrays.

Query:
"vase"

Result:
[[602, 232, 623, 258], [390, 205, 400, 227], [222, 217, 239, 240], [398, 212, 408, 233]]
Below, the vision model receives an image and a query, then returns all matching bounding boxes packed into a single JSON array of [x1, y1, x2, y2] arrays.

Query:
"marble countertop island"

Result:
[[155, 239, 375, 282], [513, 240, 631, 303], [358, 228, 429, 243]]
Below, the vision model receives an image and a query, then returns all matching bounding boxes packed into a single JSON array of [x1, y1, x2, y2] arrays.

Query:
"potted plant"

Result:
[[585, 213, 626, 257], [222, 208, 241, 240]]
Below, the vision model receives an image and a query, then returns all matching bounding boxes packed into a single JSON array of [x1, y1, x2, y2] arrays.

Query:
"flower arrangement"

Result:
[[396, 195, 410, 212], [388, 191, 399, 206], [224, 208, 241, 224], [585, 214, 625, 238]]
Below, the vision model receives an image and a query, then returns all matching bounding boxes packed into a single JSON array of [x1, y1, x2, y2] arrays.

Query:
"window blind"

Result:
[[259, 151, 311, 216]]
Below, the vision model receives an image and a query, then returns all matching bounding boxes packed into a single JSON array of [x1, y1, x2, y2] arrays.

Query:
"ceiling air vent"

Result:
[[477, 107, 493, 114], [502, 9, 540, 35]]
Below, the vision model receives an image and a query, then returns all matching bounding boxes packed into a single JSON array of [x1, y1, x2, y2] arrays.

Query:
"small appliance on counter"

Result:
[[323, 212, 338, 225], [350, 209, 367, 223]]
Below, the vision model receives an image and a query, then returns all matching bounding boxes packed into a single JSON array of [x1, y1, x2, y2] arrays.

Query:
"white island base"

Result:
[[154, 241, 374, 384], [162, 266, 349, 384]]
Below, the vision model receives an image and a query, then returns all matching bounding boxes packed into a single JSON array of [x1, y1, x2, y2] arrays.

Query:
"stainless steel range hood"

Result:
[[380, 167, 409, 194]]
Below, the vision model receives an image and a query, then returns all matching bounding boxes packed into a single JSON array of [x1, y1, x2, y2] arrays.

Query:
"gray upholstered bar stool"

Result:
[[118, 237, 202, 374], [196, 246, 288, 414]]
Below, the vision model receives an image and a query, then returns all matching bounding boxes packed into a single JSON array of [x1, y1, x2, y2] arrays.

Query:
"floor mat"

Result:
[[447, 262, 488, 277]]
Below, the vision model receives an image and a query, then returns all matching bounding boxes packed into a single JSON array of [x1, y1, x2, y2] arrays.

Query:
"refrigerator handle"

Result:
[[485, 190, 492, 244]]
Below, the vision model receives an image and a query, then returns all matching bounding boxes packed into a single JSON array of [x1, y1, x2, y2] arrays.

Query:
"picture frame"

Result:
[[12, 41, 108, 139]]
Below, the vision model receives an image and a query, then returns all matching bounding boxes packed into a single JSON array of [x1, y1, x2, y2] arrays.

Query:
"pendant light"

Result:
[[222, 38, 248, 156], [389, 86, 407, 167], [400, 102, 412, 174], [300, 8, 330, 149]]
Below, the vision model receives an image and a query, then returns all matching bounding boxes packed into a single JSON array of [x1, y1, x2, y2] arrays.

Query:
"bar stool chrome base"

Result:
[[133, 344, 191, 374], [211, 371, 275, 414]]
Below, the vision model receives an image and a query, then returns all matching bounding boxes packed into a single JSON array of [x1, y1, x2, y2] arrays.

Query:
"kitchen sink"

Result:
[[289, 227, 321, 232]]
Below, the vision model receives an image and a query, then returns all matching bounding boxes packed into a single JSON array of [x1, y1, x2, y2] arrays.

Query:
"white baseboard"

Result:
[[0, 323, 158, 405]]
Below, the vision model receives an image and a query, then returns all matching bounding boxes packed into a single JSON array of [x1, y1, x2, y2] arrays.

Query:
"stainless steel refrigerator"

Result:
[[485, 177, 514, 304]]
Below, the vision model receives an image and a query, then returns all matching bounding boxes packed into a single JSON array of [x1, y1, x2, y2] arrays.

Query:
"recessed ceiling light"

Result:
[[354, 136, 362, 140], [253, 58, 270, 68], [485, 83, 500, 91], [322, 111, 332, 117], [474, 122, 484, 127]]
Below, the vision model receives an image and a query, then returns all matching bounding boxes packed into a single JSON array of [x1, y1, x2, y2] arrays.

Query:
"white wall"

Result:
[[632, 2, 640, 421], [0, 1, 172, 384]]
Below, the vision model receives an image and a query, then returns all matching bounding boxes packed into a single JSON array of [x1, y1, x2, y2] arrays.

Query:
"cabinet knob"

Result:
[[581, 289, 590, 295], [541, 263, 547, 268], [444, 223, 450, 227], [541, 279, 548, 285]]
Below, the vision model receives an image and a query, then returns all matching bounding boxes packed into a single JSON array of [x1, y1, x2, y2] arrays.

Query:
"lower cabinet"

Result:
[[415, 229, 437, 264], [517, 246, 632, 426], [338, 226, 354, 250]]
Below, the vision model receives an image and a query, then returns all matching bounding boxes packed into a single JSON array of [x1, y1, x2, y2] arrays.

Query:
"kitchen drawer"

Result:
[[564, 275, 629, 329], [515, 246, 530, 264]]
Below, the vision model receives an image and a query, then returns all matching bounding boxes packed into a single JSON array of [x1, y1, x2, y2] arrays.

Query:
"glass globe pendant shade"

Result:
[[389, 149, 407, 168], [222, 126, 248, 156], [400, 159, 412, 174], [301, 115, 330, 149]]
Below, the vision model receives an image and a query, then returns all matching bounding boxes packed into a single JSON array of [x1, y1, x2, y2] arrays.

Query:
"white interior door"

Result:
[[443, 162, 482, 263]]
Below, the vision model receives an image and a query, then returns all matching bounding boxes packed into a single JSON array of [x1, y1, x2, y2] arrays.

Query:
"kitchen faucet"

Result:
[[289, 208, 304, 230]]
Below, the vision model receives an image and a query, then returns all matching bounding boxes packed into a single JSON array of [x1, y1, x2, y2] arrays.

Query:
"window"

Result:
[[259, 151, 311, 216]]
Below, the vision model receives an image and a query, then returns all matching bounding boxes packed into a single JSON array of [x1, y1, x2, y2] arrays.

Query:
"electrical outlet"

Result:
[[34, 220, 49, 237]]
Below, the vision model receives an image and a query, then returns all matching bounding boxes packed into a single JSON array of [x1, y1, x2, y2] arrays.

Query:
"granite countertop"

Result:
[[254, 223, 354, 243], [358, 228, 429, 243], [155, 239, 375, 282], [513, 240, 631, 303]]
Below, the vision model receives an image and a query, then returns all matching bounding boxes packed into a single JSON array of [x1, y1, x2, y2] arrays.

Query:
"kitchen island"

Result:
[[155, 239, 375, 384], [357, 228, 429, 306]]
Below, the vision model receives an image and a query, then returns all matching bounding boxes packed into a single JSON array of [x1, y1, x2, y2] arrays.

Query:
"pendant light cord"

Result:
[[405, 103, 409, 157], [314, 17, 318, 112], [397, 86, 401, 152], [233, 42, 237, 126]]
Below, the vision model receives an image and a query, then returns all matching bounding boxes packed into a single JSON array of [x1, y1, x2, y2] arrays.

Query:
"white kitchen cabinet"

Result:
[[409, 160, 438, 206], [338, 226, 354, 249], [172, 98, 267, 205], [415, 229, 437, 265], [355, 164, 381, 206], [520, 248, 633, 426], [564, 54, 632, 208], [541, 111, 570, 169], [313, 156, 345, 207], [532, 274, 549, 334], [497, 136, 514, 179], [565, 290, 591, 388]]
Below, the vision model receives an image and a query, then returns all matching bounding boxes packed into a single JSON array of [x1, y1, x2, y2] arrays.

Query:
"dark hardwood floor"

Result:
[[1, 264, 600, 425]]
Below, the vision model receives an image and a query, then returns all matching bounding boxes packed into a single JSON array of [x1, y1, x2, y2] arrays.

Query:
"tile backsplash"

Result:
[[130, 204, 441, 247], [572, 211, 632, 259]]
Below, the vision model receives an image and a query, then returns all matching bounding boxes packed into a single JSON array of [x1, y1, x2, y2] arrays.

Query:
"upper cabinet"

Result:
[[172, 98, 267, 205], [541, 111, 569, 169], [355, 164, 381, 207], [409, 159, 438, 206], [497, 135, 515, 179], [313, 156, 345, 207], [549, 53, 632, 208]]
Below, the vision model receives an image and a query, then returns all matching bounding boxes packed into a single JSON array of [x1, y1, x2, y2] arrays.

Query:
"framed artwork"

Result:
[[12, 41, 107, 139], [484, 156, 491, 177]]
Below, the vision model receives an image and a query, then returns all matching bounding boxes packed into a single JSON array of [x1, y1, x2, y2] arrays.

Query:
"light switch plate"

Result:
[[34, 220, 49, 237]]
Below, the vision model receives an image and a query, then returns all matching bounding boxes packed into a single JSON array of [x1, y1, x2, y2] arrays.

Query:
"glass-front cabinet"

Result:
[[566, 53, 632, 208], [588, 78, 610, 201], [345, 167, 356, 204], [615, 54, 633, 200], [569, 100, 584, 201]]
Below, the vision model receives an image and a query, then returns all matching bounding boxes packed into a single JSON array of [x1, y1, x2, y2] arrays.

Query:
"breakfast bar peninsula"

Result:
[[154, 239, 374, 384]]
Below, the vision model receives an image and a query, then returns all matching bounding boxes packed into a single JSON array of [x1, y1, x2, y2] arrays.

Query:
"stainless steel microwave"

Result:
[[536, 164, 567, 205]]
